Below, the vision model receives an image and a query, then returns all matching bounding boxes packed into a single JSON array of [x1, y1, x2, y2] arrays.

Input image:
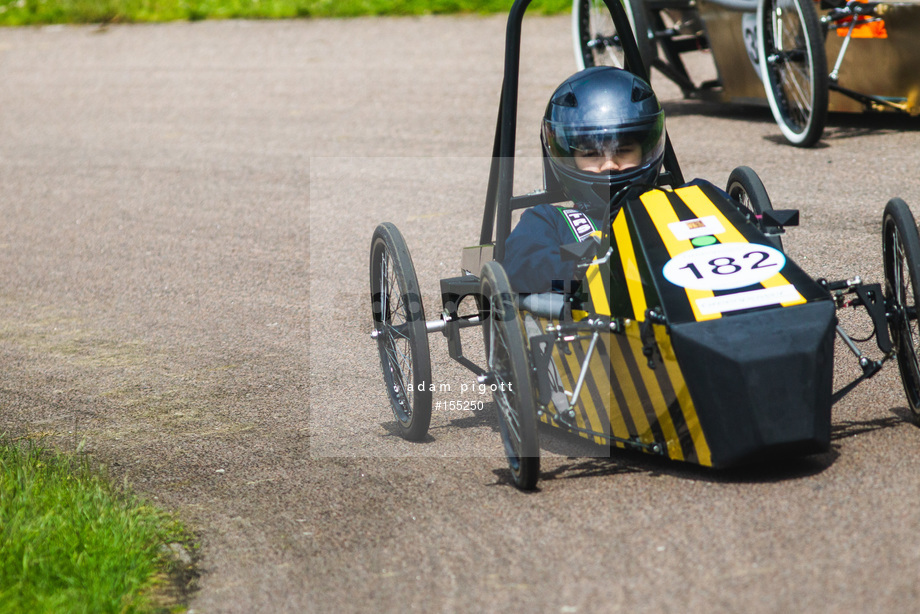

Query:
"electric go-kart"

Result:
[[573, 0, 920, 147], [369, 0, 920, 490]]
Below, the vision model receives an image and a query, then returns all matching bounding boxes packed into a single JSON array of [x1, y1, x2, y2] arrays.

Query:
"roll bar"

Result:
[[480, 0, 684, 261]]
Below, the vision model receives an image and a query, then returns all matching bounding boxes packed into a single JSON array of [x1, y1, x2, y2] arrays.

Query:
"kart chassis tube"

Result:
[[478, 0, 685, 263]]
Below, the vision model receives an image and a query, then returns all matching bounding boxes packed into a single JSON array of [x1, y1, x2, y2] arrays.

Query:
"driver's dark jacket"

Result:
[[504, 180, 724, 294], [504, 203, 600, 294]]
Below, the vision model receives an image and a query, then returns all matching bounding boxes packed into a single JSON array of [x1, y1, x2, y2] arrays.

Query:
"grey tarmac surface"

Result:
[[2, 13, 920, 613]]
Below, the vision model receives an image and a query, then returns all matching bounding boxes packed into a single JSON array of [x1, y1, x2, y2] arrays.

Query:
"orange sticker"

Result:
[[836, 0, 887, 39], [836, 18, 887, 38]]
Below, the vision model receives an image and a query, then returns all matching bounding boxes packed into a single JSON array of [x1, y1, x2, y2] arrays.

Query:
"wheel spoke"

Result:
[[781, 61, 813, 113], [378, 249, 415, 404], [386, 260, 406, 324], [896, 236, 920, 358], [385, 337, 412, 379], [589, 0, 624, 67], [495, 391, 521, 446], [768, 8, 813, 131], [383, 336, 412, 400]]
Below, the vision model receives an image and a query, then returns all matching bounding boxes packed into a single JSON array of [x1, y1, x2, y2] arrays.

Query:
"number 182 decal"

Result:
[[662, 242, 786, 291]]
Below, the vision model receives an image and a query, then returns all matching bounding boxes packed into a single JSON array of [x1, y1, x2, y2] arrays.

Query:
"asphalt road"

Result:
[[2, 14, 920, 613]]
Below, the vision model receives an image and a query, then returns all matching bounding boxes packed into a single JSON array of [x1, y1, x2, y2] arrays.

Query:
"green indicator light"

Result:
[[691, 235, 718, 247]]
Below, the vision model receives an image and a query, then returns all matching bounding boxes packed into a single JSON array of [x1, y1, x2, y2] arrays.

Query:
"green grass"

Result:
[[0, 437, 193, 614], [0, 0, 572, 25]]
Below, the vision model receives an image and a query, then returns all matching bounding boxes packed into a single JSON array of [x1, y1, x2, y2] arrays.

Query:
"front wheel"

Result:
[[882, 199, 920, 418], [726, 166, 784, 252], [757, 0, 828, 147], [370, 223, 432, 441], [480, 261, 540, 490]]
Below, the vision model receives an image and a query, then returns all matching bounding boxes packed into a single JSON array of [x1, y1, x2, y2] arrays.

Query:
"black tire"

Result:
[[726, 165, 784, 252], [757, 0, 828, 147], [369, 223, 432, 441], [882, 199, 920, 418], [480, 261, 540, 490], [573, 0, 653, 74]]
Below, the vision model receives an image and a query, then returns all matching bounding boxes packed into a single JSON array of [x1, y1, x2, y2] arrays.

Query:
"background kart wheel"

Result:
[[573, 0, 653, 73], [480, 261, 540, 490], [882, 199, 920, 418], [370, 222, 432, 441], [757, 0, 828, 147], [726, 165, 784, 252]]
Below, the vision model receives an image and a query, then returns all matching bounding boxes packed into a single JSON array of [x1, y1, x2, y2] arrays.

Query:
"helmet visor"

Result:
[[543, 113, 666, 177]]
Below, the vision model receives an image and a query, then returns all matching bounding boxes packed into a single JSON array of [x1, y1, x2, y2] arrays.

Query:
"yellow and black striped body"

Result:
[[538, 181, 835, 468], [537, 316, 713, 465]]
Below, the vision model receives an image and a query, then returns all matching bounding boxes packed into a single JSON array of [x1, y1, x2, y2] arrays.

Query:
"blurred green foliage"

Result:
[[0, 0, 572, 25]]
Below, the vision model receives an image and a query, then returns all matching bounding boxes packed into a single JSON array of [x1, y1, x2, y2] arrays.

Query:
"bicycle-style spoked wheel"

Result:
[[882, 199, 920, 418], [370, 223, 432, 440], [480, 262, 540, 490], [726, 165, 784, 252], [757, 0, 828, 147], [573, 0, 652, 72]]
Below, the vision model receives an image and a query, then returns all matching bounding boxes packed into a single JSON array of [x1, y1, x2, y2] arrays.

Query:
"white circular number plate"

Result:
[[662, 243, 786, 291]]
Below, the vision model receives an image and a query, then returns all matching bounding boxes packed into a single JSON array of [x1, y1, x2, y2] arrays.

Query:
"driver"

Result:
[[504, 66, 666, 295]]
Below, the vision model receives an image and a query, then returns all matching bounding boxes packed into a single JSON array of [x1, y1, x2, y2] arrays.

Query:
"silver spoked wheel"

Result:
[[757, 0, 828, 147], [370, 222, 432, 441], [882, 199, 920, 417]]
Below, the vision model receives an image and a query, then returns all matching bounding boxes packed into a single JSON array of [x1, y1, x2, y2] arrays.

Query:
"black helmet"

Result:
[[542, 67, 666, 216]]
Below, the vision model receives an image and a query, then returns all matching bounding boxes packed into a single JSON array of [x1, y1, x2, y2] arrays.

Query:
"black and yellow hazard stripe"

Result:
[[532, 181, 837, 466], [652, 323, 712, 466], [543, 327, 632, 449], [610, 209, 646, 321], [540, 318, 713, 465], [674, 184, 806, 312], [631, 184, 818, 323]]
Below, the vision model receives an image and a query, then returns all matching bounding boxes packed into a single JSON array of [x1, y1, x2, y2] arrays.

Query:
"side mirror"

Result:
[[762, 209, 799, 227]]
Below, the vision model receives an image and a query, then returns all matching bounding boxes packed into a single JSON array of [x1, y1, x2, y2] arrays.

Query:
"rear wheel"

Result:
[[480, 261, 540, 490], [370, 223, 432, 441], [726, 165, 784, 252], [573, 0, 653, 73], [757, 0, 828, 147], [882, 199, 920, 417]]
